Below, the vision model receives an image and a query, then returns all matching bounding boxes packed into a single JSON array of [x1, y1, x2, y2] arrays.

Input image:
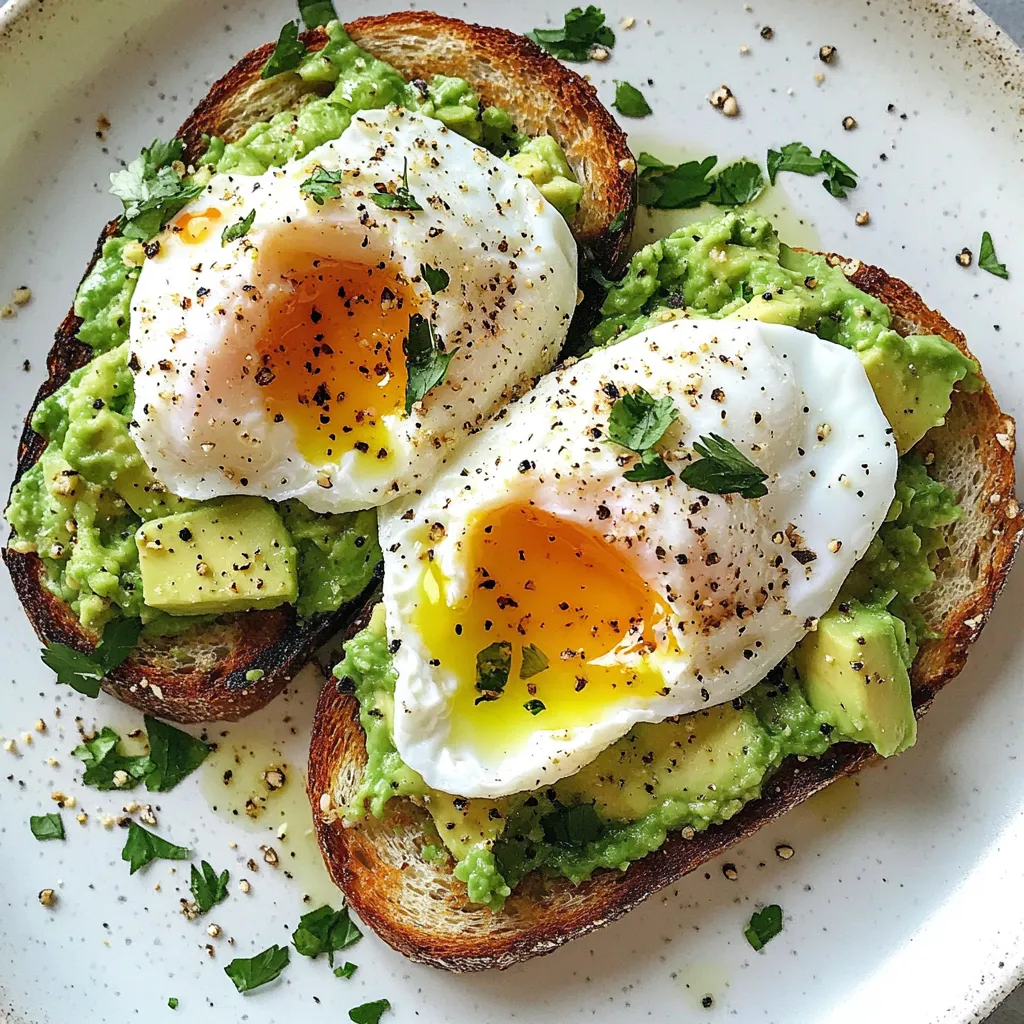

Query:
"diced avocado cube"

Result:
[[791, 601, 916, 757], [506, 135, 583, 219], [136, 497, 297, 616]]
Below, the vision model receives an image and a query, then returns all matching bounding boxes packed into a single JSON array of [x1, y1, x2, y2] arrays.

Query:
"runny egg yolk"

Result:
[[415, 505, 674, 752], [253, 256, 418, 466]]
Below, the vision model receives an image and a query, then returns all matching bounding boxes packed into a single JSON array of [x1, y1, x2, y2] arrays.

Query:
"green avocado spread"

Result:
[[4, 22, 580, 635], [335, 208, 972, 911]]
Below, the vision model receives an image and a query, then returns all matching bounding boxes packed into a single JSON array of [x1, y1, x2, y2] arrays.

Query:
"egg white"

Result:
[[379, 318, 899, 798], [128, 107, 578, 513]]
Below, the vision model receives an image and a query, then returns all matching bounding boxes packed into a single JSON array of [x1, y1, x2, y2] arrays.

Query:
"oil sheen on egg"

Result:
[[128, 107, 577, 513], [379, 318, 899, 798]]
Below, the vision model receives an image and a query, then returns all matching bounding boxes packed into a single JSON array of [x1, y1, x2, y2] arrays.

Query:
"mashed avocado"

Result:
[[4, 22, 575, 634], [338, 210, 972, 911]]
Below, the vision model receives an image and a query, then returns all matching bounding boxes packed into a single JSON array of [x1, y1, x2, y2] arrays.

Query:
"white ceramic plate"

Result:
[[1, 1, 1022, 1021]]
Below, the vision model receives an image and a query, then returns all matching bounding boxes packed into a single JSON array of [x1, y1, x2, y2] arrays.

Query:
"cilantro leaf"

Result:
[[474, 641, 512, 702], [110, 140, 203, 241], [144, 716, 211, 792], [709, 160, 765, 207], [292, 904, 363, 966], [820, 150, 858, 198], [96, 618, 144, 672], [523, 699, 547, 715], [121, 821, 190, 874], [519, 643, 549, 680], [420, 263, 450, 293], [679, 433, 768, 499], [979, 231, 1009, 279], [404, 314, 458, 412], [334, 962, 358, 979], [73, 726, 152, 791], [349, 1000, 392, 1024], [300, 166, 344, 205], [744, 904, 783, 950], [30, 812, 64, 841], [766, 142, 824, 184], [190, 860, 230, 914], [608, 209, 628, 233], [298, 0, 338, 29], [614, 81, 652, 118], [42, 618, 142, 697], [540, 802, 603, 847], [225, 944, 290, 993], [623, 447, 675, 483], [262, 21, 307, 80], [639, 155, 718, 210], [528, 6, 615, 62], [608, 387, 678, 452], [637, 151, 673, 171], [221, 209, 255, 246], [370, 158, 422, 211]]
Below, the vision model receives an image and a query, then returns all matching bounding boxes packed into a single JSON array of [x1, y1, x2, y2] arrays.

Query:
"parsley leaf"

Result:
[[709, 160, 766, 207], [528, 6, 615, 62], [608, 209, 628, 233], [30, 812, 64, 841], [420, 263, 450, 293], [614, 81, 652, 118], [144, 716, 211, 792], [820, 150, 858, 198], [638, 155, 717, 210], [623, 447, 675, 483], [221, 209, 255, 246], [292, 904, 363, 966], [262, 21, 307, 79], [190, 860, 230, 914], [370, 158, 422, 211], [979, 231, 1009, 279], [404, 314, 458, 413], [608, 387, 678, 452], [121, 822, 190, 874], [541, 802, 603, 847], [300, 166, 344, 205], [349, 1000, 392, 1024], [298, 0, 338, 29], [523, 699, 547, 715], [679, 433, 768, 499], [109, 140, 203, 241], [42, 618, 142, 698], [766, 142, 823, 184], [73, 726, 152, 791], [225, 944, 290, 993], [744, 904, 783, 950], [334, 962, 358, 979], [475, 641, 512, 703], [519, 643, 550, 680], [168, 997, 179, 1009]]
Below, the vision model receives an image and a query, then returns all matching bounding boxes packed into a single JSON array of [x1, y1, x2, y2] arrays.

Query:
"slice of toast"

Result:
[[2, 14, 636, 724], [307, 253, 1021, 971]]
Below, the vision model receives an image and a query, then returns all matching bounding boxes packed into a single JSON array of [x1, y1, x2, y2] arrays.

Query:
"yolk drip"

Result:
[[415, 505, 673, 753], [254, 257, 416, 465], [175, 207, 223, 245]]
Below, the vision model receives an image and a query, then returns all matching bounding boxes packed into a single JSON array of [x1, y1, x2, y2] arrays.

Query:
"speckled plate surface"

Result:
[[1, 0, 1023, 1021]]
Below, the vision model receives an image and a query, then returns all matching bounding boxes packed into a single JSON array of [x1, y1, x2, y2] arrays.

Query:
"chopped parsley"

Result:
[[404, 314, 458, 413], [370, 158, 423, 211], [73, 726, 152, 791], [349, 999, 392, 1024], [608, 209, 628, 233], [224, 944, 290, 993], [680, 433, 768, 498], [638, 153, 717, 209], [744, 904, 783, 950], [820, 150, 858, 197], [292, 904, 363, 966], [109, 139, 203, 241], [613, 81, 652, 118], [475, 641, 512, 703], [708, 160, 765, 207], [519, 643, 550, 680], [766, 142, 823, 184], [523, 699, 547, 715], [299, 166, 344, 205], [262, 21, 307, 79], [979, 231, 1009, 279], [144, 715, 211, 791], [623, 447, 674, 483], [121, 821, 190, 874], [608, 386, 678, 482], [30, 812, 64, 841], [541, 802, 603, 847], [221, 209, 255, 246], [334, 962, 358, 979], [167, 997, 179, 1010], [298, 0, 338, 28], [528, 6, 615, 62], [420, 263, 450, 293], [42, 618, 142, 698], [190, 860, 230, 914]]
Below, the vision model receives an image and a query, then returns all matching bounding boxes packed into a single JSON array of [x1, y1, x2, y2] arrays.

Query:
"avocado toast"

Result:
[[3, 13, 635, 723], [307, 212, 1019, 970]]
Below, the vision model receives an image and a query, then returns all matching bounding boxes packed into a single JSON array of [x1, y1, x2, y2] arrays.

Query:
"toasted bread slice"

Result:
[[307, 254, 1021, 970], [3, 14, 636, 723]]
